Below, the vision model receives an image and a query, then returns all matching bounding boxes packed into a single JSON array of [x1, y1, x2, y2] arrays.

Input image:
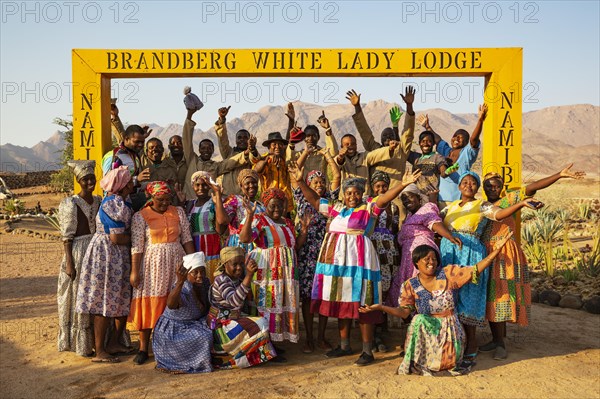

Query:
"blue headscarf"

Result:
[[458, 171, 481, 188]]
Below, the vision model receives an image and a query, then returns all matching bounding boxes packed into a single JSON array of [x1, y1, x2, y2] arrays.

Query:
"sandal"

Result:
[[91, 356, 120, 363]]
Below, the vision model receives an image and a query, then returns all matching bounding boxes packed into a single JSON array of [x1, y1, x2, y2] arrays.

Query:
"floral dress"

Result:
[[57, 194, 100, 356], [398, 265, 477, 376], [223, 194, 266, 252], [368, 198, 400, 296], [294, 186, 339, 301], [482, 189, 531, 326], [387, 202, 442, 306], [440, 199, 498, 326], [76, 195, 133, 318], [245, 214, 299, 343], [128, 206, 193, 331]]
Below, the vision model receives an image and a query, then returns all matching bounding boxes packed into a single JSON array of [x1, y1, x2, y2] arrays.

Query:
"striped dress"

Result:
[[209, 273, 276, 369], [186, 198, 221, 281], [245, 214, 300, 343], [311, 197, 384, 323]]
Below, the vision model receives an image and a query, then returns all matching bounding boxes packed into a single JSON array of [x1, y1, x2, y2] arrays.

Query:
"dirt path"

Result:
[[1, 233, 599, 399]]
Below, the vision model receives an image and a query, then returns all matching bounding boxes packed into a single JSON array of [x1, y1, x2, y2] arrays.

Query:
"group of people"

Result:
[[56, 86, 585, 376]]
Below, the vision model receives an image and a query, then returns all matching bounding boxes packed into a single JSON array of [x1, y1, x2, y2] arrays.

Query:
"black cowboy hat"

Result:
[[262, 132, 289, 147]]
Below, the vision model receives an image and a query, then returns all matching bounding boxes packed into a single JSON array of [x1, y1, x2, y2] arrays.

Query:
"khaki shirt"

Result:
[[183, 119, 249, 200], [286, 133, 339, 185], [215, 121, 251, 197], [335, 145, 391, 198]]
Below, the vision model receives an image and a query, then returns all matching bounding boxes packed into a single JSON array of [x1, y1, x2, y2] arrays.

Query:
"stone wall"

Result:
[[0, 171, 58, 189]]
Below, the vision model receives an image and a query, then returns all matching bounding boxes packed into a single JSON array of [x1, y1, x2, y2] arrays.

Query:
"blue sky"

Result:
[[1, 0, 599, 147]]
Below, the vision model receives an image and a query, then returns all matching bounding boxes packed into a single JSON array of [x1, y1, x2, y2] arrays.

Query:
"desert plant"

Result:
[[4, 199, 25, 216], [578, 202, 591, 220], [558, 266, 580, 283], [575, 230, 600, 277], [49, 117, 74, 193], [44, 212, 61, 232]]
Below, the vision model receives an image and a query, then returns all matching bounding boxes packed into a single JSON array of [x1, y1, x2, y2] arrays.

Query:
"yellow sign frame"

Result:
[[72, 48, 522, 192]]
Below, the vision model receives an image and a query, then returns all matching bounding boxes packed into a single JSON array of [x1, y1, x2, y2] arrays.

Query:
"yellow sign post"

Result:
[[72, 48, 522, 191]]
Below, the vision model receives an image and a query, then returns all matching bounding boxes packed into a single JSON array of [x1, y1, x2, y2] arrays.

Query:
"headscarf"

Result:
[[370, 170, 390, 186], [216, 246, 245, 276], [191, 170, 213, 185], [483, 172, 504, 186], [342, 177, 366, 194], [261, 188, 286, 206], [67, 160, 95, 181], [183, 252, 206, 271], [306, 170, 325, 185], [144, 181, 172, 209], [100, 166, 131, 193], [237, 168, 259, 188], [400, 183, 429, 206], [458, 171, 481, 188]]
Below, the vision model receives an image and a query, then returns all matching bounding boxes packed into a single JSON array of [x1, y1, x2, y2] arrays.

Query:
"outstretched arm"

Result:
[[375, 169, 422, 209], [525, 164, 585, 196], [348, 89, 380, 151], [492, 197, 544, 220], [470, 103, 488, 149], [475, 232, 513, 274]]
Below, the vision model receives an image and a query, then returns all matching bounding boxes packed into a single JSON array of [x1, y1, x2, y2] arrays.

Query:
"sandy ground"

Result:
[[1, 232, 599, 399]]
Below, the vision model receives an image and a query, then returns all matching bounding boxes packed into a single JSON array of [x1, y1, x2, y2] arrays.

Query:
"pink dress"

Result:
[[387, 202, 442, 307]]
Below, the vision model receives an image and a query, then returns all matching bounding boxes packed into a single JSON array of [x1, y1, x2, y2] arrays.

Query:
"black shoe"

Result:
[[354, 352, 375, 366], [325, 346, 353, 358], [273, 345, 286, 355], [271, 355, 287, 363], [133, 350, 149, 365]]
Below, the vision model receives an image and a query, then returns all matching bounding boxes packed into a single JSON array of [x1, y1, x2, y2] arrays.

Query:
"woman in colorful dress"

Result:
[[289, 148, 340, 354], [223, 168, 266, 252], [180, 171, 229, 281], [440, 171, 543, 363], [479, 164, 585, 360], [359, 233, 513, 375], [128, 181, 195, 365], [387, 184, 461, 306], [57, 160, 100, 357], [209, 246, 279, 368], [76, 166, 134, 363], [239, 188, 303, 343], [294, 166, 422, 366], [152, 252, 213, 374]]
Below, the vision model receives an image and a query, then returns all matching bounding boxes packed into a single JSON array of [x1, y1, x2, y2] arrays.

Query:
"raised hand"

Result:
[[445, 162, 459, 175], [175, 262, 189, 283], [288, 161, 304, 183], [246, 258, 258, 275], [174, 182, 186, 204], [317, 110, 331, 130], [242, 195, 258, 216], [416, 114, 429, 128], [559, 163, 586, 180], [345, 89, 361, 106], [137, 168, 151, 183], [402, 168, 422, 186], [203, 176, 223, 196], [337, 146, 348, 159], [142, 125, 153, 139], [285, 102, 295, 121], [389, 106, 403, 126], [110, 104, 119, 121], [218, 106, 231, 120], [400, 85, 416, 105], [478, 103, 488, 120], [248, 134, 257, 150]]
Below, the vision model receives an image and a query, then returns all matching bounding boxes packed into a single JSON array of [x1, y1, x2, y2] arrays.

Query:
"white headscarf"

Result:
[[183, 252, 206, 271]]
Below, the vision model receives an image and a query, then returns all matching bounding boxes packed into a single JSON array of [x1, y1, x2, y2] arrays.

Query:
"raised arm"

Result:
[[183, 108, 198, 165], [166, 263, 189, 309], [525, 164, 585, 196], [215, 106, 233, 159], [321, 147, 341, 191], [289, 163, 321, 211], [238, 198, 258, 243], [285, 102, 295, 141], [348, 89, 380, 151], [417, 114, 443, 145], [399, 86, 416, 155], [474, 231, 513, 274], [205, 178, 231, 234], [470, 103, 488, 149], [110, 104, 125, 144], [375, 168, 422, 209], [318, 111, 339, 154]]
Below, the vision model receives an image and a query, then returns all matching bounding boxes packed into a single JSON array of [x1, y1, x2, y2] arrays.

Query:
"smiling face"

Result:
[[78, 174, 97, 194], [309, 175, 326, 197], [343, 187, 363, 208], [419, 134, 434, 155], [401, 191, 422, 213], [483, 177, 503, 202], [451, 130, 469, 149], [198, 141, 214, 161], [415, 250, 439, 277], [380, 128, 395, 146], [152, 193, 171, 213], [459, 175, 480, 199], [341, 136, 357, 157], [147, 140, 164, 163], [269, 141, 285, 156], [241, 177, 258, 200], [193, 179, 211, 200], [224, 255, 245, 280], [236, 130, 249, 151], [371, 180, 389, 196], [168, 136, 183, 157], [266, 198, 284, 221], [125, 132, 145, 153]]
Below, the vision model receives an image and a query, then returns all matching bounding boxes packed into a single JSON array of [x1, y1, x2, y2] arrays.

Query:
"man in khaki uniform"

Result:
[[183, 107, 254, 200]]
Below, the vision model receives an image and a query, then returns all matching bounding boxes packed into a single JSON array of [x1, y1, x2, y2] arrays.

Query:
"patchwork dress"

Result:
[[398, 265, 476, 375], [311, 198, 383, 324], [186, 198, 221, 281]]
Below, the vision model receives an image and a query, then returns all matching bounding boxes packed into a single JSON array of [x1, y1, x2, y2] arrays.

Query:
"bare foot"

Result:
[[316, 339, 332, 351], [106, 342, 134, 355], [302, 340, 315, 354], [92, 351, 120, 363]]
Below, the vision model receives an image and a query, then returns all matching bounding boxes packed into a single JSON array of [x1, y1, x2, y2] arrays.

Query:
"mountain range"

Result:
[[1, 103, 598, 176]]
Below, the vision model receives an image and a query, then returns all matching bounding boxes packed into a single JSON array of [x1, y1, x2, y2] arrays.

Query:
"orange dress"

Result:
[[128, 206, 192, 330]]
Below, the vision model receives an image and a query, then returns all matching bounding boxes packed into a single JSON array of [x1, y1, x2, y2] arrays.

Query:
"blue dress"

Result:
[[152, 280, 213, 373]]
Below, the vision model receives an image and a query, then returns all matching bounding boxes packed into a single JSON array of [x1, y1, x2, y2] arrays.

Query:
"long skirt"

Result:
[[398, 313, 467, 375], [192, 232, 221, 283], [153, 316, 213, 373], [248, 246, 300, 343], [211, 316, 276, 369], [57, 234, 93, 356]]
